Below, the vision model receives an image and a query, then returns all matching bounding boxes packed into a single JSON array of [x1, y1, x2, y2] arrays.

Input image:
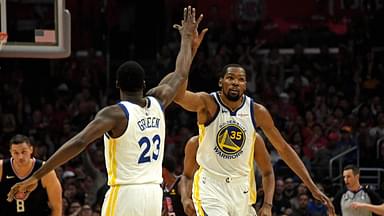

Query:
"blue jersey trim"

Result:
[[250, 98, 257, 130], [215, 92, 246, 116], [118, 102, 130, 120], [205, 94, 220, 127]]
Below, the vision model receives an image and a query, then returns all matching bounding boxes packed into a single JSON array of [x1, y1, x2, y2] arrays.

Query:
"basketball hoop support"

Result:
[[0, 0, 71, 59], [0, 32, 7, 51]]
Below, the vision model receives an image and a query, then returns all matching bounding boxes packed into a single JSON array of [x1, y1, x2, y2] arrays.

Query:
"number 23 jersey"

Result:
[[104, 96, 165, 186]]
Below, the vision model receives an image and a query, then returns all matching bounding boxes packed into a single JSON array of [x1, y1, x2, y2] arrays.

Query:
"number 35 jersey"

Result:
[[197, 92, 257, 178], [104, 96, 165, 186]]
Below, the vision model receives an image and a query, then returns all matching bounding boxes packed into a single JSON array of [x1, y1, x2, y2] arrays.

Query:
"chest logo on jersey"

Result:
[[215, 123, 246, 159]]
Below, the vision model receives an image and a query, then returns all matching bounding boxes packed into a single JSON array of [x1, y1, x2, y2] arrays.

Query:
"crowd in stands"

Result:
[[1, 1, 384, 215]]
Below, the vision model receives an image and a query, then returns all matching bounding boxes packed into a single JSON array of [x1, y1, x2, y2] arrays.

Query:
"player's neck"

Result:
[[120, 91, 146, 106], [218, 92, 244, 111], [11, 158, 35, 178]]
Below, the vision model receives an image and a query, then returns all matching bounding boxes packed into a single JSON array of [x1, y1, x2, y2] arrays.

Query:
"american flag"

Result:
[[35, 29, 56, 44]]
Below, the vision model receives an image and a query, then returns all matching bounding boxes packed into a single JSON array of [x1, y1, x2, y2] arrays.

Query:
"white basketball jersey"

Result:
[[197, 92, 257, 179], [104, 96, 165, 186]]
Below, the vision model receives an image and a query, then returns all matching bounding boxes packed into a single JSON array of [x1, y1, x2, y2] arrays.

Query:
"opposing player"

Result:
[[179, 135, 275, 216], [0, 134, 62, 216], [7, 6, 204, 216], [174, 64, 336, 216]]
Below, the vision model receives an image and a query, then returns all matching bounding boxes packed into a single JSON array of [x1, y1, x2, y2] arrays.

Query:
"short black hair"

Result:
[[9, 134, 31, 147], [219, 64, 246, 78], [343, 164, 360, 175], [116, 61, 145, 92]]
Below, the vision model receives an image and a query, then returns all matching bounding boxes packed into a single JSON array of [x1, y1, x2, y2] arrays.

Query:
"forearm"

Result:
[[361, 203, 384, 215], [179, 175, 193, 202], [262, 171, 275, 205], [278, 145, 317, 191], [50, 206, 62, 216], [174, 80, 188, 102], [174, 35, 193, 81], [33, 136, 88, 180]]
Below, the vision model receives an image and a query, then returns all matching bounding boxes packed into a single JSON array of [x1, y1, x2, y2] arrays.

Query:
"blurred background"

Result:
[[1, 0, 384, 215]]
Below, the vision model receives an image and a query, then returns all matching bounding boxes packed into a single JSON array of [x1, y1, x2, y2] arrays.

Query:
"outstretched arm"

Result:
[[179, 136, 199, 216], [254, 134, 274, 216], [351, 202, 384, 215], [7, 106, 120, 202], [147, 7, 208, 107], [254, 103, 335, 215], [147, 6, 196, 108]]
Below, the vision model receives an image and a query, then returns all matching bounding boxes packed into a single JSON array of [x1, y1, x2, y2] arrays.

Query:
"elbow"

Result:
[[174, 94, 185, 104], [182, 173, 194, 180], [262, 170, 275, 179]]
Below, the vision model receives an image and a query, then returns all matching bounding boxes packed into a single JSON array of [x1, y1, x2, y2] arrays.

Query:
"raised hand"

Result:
[[173, 6, 208, 57], [173, 6, 196, 38], [191, 13, 208, 58], [258, 204, 272, 216], [7, 176, 38, 202]]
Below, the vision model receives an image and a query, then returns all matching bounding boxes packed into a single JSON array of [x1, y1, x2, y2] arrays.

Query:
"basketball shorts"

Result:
[[248, 205, 257, 216], [192, 168, 250, 216], [101, 184, 162, 216]]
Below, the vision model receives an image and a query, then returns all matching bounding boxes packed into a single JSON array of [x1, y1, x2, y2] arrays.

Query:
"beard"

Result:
[[224, 90, 241, 101]]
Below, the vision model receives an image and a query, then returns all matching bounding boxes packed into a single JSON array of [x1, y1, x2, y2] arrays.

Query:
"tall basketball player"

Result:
[[173, 64, 336, 216], [7, 6, 205, 216]]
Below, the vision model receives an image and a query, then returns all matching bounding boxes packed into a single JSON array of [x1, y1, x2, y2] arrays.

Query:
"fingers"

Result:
[[192, 8, 196, 23], [187, 6, 193, 23], [173, 24, 182, 31], [198, 28, 209, 40], [7, 185, 18, 202], [196, 14, 204, 26], [7, 184, 30, 202], [324, 198, 336, 216], [314, 192, 335, 216], [183, 7, 187, 23], [184, 6, 196, 23]]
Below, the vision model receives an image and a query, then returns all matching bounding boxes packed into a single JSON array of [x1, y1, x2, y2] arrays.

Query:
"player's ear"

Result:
[[116, 80, 119, 89], [143, 80, 146, 90], [218, 78, 223, 87]]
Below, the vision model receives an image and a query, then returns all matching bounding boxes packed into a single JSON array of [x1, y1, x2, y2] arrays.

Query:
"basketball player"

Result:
[[0, 134, 62, 216], [7, 6, 205, 216], [180, 135, 274, 216], [173, 64, 336, 216], [161, 156, 186, 216]]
